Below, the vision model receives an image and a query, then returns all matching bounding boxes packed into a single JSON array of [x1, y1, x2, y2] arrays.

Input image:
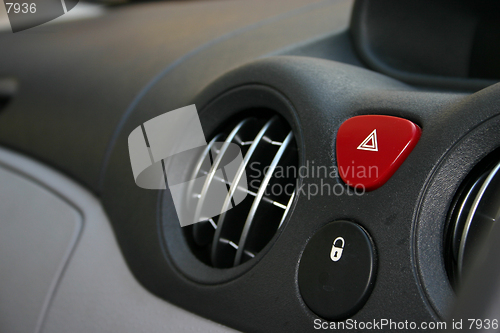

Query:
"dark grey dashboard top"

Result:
[[0, 0, 353, 192]]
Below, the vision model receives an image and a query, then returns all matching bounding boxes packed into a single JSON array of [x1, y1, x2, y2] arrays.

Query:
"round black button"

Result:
[[298, 221, 376, 320]]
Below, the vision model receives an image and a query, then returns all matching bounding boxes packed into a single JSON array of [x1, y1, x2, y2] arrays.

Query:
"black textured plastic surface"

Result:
[[415, 112, 500, 319], [101, 55, 470, 332], [350, 0, 500, 91]]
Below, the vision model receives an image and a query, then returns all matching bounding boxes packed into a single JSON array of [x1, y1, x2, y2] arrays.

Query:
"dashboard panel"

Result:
[[1, 0, 500, 332]]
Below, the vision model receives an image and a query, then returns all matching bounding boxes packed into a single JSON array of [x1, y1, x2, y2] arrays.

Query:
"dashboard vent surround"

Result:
[[185, 112, 298, 268], [446, 152, 500, 287]]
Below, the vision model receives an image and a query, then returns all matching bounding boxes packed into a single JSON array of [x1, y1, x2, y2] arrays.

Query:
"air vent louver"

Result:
[[185, 113, 298, 268], [446, 155, 500, 286]]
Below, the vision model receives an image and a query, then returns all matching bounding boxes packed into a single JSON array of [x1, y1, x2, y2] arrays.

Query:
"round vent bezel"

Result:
[[414, 114, 500, 319], [159, 85, 303, 284]]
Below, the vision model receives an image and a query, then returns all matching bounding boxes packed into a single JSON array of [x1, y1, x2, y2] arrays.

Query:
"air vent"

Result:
[[446, 152, 500, 287], [185, 112, 298, 268]]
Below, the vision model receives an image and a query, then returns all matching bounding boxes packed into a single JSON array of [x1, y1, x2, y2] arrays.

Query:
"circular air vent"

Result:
[[184, 112, 298, 268], [446, 152, 500, 287]]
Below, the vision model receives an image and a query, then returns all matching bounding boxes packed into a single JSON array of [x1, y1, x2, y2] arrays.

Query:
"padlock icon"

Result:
[[330, 237, 345, 262]]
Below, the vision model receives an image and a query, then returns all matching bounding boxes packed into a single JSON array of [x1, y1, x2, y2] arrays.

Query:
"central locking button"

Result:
[[298, 221, 377, 320]]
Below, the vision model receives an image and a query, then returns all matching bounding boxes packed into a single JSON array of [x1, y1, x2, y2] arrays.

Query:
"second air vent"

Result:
[[446, 151, 500, 287], [185, 112, 298, 268]]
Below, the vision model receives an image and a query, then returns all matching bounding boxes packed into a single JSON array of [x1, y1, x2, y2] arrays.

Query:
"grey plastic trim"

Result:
[[0, 153, 82, 333], [0, 146, 237, 333]]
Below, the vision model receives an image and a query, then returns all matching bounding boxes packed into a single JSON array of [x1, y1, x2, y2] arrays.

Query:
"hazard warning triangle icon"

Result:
[[357, 129, 378, 151]]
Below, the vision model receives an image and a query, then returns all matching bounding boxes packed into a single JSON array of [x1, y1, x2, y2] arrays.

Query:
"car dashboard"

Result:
[[1, 0, 500, 332]]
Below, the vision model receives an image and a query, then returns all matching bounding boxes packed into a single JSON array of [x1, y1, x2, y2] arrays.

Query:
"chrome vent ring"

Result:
[[185, 113, 298, 268]]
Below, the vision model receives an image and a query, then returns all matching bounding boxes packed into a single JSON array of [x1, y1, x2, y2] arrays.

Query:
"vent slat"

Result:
[[193, 119, 249, 224], [187, 114, 297, 268], [233, 131, 294, 266], [446, 155, 500, 288], [211, 117, 277, 264], [279, 190, 295, 229], [219, 238, 239, 250], [185, 134, 222, 204], [457, 162, 500, 276]]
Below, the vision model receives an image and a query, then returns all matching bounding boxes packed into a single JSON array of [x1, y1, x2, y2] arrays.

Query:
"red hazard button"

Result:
[[336, 115, 421, 191]]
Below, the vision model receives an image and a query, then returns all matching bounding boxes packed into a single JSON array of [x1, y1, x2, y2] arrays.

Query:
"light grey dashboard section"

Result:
[[0, 147, 238, 333], [0, 151, 81, 333]]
